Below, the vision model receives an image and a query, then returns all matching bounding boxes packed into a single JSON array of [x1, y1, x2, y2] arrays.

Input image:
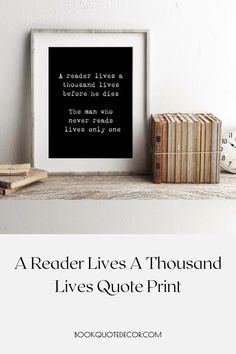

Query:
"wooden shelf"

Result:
[[0, 172, 235, 200]]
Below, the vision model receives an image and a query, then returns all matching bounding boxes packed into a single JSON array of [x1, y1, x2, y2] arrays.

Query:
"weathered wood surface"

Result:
[[0, 172, 235, 200]]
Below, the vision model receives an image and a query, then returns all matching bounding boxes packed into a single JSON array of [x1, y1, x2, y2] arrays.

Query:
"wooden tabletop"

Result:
[[0, 172, 236, 200]]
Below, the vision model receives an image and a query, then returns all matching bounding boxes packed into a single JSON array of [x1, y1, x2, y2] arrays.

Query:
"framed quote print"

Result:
[[31, 29, 149, 173]]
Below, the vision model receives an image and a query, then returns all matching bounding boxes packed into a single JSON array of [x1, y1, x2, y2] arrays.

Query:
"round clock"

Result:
[[221, 130, 236, 173]]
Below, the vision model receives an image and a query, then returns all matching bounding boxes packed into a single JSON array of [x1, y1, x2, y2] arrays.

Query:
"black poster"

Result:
[[48, 47, 133, 158]]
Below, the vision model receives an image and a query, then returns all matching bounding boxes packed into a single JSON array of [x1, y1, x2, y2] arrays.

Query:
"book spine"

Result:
[[167, 117, 172, 183], [204, 117, 212, 183], [194, 120, 201, 183], [154, 122, 162, 184], [181, 121, 188, 183], [0, 170, 29, 176], [175, 120, 182, 183], [161, 116, 168, 183], [187, 120, 194, 183], [167, 114, 175, 183], [216, 120, 222, 183], [151, 116, 162, 184], [210, 118, 217, 183], [199, 118, 205, 184], [151, 117, 156, 182], [0, 163, 31, 170], [209, 113, 222, 183]]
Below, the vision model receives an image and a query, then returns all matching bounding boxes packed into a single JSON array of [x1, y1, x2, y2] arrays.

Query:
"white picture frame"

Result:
[[31, 29, 149, 174]]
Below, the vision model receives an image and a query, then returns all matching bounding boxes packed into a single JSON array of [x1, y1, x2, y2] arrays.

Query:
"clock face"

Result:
[[221, 130, 236, 173]]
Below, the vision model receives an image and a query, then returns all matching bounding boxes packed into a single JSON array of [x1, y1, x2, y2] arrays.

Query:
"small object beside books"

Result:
[[0, 167, 48, 195], [220, 129, 236, 173], [151, 113, 222, 184]]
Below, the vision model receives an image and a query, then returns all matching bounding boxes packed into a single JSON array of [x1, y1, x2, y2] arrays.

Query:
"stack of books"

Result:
[[151, 113, 222, 184], [0, 166, 48, 195]]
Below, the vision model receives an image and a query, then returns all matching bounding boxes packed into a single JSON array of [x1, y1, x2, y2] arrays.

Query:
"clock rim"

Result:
[[221, 129, 236, 174]]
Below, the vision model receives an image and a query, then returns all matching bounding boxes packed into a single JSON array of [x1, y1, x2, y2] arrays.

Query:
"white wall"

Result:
[[0, 0, 236, 163]]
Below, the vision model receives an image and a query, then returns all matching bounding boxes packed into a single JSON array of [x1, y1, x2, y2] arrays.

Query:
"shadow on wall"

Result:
[[15, 32, 31, 164]]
